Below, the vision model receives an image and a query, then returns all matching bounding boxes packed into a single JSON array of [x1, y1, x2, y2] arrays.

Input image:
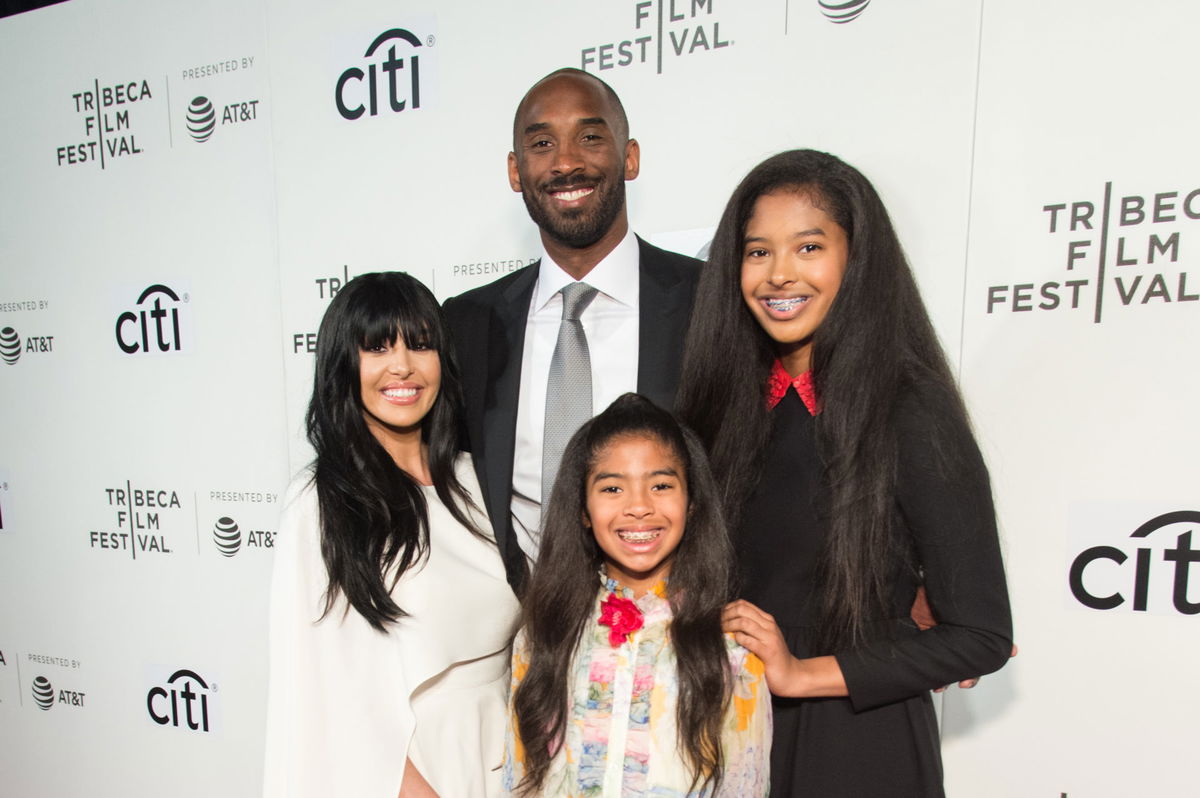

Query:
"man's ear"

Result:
[[508, 152, 523, 193], [623, 138, 641, 181]]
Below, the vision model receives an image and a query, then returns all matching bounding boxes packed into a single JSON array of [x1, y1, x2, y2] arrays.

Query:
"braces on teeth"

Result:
[[619, 531, 658, 542], [767, 297, 807, 311]]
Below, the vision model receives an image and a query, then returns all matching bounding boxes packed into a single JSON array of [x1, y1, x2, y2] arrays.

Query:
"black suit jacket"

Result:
[[443, 237, 701, 595]]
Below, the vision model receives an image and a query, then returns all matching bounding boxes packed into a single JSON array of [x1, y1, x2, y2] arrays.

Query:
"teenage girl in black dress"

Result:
[[677, 150, 1013, 797]]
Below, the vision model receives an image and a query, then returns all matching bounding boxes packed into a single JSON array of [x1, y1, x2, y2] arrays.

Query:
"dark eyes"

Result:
[[596, 481, 676, 494], [744, 243, 822, 259], [528, 133, 604, 149], [361, 341, 434, 354]]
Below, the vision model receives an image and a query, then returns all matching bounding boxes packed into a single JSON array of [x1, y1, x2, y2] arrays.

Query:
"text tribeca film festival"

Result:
[[987, 182, 1200, 322], [54, 56, 261, 167]]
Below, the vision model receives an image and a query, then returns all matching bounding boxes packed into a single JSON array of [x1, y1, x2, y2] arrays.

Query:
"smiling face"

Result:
[[585, 434, 688, 596], [508, 72, 640, 254], [358, 331, 441, 453], [740, 190, 849, 375]]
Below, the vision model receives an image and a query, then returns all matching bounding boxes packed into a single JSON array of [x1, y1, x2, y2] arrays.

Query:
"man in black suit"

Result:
[[444, 69, 699, 595]]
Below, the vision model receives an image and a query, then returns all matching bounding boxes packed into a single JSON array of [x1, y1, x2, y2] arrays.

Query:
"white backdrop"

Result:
[[0, 1, 1195, 796]]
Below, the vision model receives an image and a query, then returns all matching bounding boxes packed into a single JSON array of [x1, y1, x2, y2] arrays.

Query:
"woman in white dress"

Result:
[[263, 272, 520, 798]]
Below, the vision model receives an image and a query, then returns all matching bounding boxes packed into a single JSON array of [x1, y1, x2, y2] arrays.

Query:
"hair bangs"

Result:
[[352, 276, 445, 354]]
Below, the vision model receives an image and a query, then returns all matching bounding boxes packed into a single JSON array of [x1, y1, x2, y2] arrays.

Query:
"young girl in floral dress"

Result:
[[504, 393, 771, 797]]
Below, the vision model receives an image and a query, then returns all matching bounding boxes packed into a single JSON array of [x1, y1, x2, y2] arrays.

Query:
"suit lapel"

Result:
[[636, 239, 691, 408], [480, 266, 537, 580]]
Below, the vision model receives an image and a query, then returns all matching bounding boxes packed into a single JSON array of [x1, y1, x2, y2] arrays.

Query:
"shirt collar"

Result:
[[766, 359, 820, 415], [531, 228, 640, 313]]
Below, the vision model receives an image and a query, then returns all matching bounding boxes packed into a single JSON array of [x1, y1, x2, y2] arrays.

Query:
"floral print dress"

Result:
[[504, 578, 771, 796]]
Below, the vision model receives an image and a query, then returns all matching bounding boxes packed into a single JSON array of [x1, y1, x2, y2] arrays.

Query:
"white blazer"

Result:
[[263, 455, 520, 798]]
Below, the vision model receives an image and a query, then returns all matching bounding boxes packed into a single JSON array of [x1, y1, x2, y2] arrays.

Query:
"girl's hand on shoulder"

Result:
[[722, 600, 850, 699], [722, 599, 801, 694]]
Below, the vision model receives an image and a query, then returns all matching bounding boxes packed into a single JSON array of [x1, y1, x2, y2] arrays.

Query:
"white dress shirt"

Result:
[[511, 229, 641, 558]]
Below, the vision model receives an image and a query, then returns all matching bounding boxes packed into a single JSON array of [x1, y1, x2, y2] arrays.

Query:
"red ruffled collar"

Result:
[[766, 359, 820, 415]]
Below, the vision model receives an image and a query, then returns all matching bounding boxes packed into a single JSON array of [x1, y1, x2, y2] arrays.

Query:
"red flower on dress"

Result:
[[598, 593, 644, 647]]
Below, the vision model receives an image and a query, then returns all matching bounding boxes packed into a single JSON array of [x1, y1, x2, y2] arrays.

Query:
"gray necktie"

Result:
[[542, 282, 599, 509]]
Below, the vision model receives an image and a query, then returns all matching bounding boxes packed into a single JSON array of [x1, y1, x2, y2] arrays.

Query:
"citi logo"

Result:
[[32, 675, 53, 710], [214, 516, 241, 557], [1069, 510, 1200, 615], [0, 327, 19, 364], [147, 668, 215, 732], [336, 28, 426, 120], [186, 96, 216, 142], [115, 284, 189, 355], [818, 0, 870, 23]]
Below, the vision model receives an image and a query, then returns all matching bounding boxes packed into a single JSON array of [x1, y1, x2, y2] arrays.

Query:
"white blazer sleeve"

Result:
[[262, 479, 414, 798]]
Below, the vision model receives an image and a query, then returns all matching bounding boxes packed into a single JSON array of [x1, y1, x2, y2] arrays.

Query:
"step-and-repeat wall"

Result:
[[0, 1, 1194, 795]]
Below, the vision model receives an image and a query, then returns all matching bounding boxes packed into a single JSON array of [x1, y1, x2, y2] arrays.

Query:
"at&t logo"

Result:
[[186, 97, 215, 142], [186, 95, 261, 143], [212, 515, 275, 557], [114, 284, 191, 354], [1, 327, 19, 364], [336, 28, 428, 121], [818, 0, 870, 24], [32, 676, 53, 709], [147, 669, 216, 733], [0, 326, 55, 365], [31, 674, 86, 710], [1069, 511, 1200, 615]]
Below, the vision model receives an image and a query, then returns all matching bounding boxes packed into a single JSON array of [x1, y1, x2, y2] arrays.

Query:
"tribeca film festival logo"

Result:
[[55, 79, 153, 169], [146, 668, 218, 733], [212, 515, 275, 557], [817, 0, 870, 24], [114, 284, 191, 355], [987, 182, 1200, 321], [0, 326, 55, 366], [336, 28, 431, 121], [581, 0, 731, 75], [1069, 510, 1200, 616], [88, 482, 184, 560], [293, 265, 357, 354], [27, 652, 85, 712]]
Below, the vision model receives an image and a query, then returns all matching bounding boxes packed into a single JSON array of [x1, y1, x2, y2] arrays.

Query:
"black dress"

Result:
[[736, 385, 1012, 798]]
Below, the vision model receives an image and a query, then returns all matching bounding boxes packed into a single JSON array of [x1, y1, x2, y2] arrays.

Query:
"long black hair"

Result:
[[513, 394, 735, 795], [676, 149, 970, 651], [305, 271, 486, 631]]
